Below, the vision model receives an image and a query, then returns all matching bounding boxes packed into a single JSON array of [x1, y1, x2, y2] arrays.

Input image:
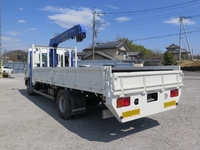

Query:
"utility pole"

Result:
[[92, 11, 103, 60], [182, 20, 193, 60], [179, 15, 193, 61], [179, 16, 182, 61], [0, 0, 2, 78], [92, 11, 96, 60], [4, 49, 6, 62]]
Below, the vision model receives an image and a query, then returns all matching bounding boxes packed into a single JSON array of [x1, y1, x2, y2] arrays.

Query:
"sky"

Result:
[[2, 0, 200, 55]]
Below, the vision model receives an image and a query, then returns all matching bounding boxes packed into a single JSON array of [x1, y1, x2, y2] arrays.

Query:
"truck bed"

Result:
[[32, 66, 183, 97], [111, 66, 177, 72]]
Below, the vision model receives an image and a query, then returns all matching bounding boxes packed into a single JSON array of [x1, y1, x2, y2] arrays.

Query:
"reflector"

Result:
[[170, 89, 179, 97], [117, 97, 130, 108]]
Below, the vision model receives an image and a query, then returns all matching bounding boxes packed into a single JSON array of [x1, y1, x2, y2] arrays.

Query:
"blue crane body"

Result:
[[49, 24, 86, 67], [49, 24, 86, 47]]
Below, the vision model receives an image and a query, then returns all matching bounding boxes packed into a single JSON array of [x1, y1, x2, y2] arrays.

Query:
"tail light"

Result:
[[170, 89, 179, 97], [117, 97, 130, 108]]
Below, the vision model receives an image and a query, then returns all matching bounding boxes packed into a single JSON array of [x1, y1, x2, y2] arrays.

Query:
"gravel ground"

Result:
[[0, 72, 200, 150]]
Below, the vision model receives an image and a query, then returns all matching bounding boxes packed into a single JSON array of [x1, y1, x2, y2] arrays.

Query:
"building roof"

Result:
[[95, 41, 123, 49], [84, 51, 117, 60], [77, 51, 86, 56], [84, 41, 130, 51], [166, 43, 180, 49], [128, 52, 141, 56], [166, 43, 188, 54]]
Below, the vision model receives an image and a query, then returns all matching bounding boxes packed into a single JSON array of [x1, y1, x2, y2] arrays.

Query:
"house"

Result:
[[77, 52, 86, 60], [166, 43, 189, 60], [82, 41, 141, 60]]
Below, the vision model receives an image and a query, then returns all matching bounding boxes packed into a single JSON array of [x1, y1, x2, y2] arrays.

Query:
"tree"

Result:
[[152, 49, 163, 59], [162, 51, 177, 65], [4, 50, 25, 62], [116, 36, 155, 59]]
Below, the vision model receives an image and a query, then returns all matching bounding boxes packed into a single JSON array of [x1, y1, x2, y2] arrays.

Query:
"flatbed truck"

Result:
[[24, 25, 183, 123]]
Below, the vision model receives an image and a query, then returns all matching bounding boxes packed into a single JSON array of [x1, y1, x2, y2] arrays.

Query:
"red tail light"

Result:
[[170, 89, 179, 97], [117, 97, 130, 108]]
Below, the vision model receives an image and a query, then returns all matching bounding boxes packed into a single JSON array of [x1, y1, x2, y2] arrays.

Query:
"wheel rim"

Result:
[[59, 96, 66, 113]]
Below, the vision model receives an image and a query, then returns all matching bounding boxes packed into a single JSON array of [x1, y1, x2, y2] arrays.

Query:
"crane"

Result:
[[49, 24, 86, 67], [49, 24, 86, 47]]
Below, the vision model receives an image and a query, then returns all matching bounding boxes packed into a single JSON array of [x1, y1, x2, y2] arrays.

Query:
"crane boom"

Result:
[[49, 24, 86, 67], [49, 24, 86, 47]]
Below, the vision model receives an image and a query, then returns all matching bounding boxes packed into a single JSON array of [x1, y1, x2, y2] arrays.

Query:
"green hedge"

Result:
[[181, 66, 200, 71]]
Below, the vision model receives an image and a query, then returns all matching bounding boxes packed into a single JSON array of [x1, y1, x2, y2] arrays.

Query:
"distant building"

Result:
[[82, 41, 141, 60], [166, 43, 189, 60]]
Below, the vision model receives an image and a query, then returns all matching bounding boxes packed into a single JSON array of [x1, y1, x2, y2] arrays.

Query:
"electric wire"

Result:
[[103, 0, 200, 15], [89, 0, 200, 49], [132, 29, 200, 41]]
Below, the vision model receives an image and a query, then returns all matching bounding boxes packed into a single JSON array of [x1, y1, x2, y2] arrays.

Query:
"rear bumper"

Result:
[[105, 89, 181, 123]]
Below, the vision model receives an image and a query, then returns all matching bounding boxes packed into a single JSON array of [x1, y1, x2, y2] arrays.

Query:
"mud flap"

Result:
[[65, 89, 87, 115]]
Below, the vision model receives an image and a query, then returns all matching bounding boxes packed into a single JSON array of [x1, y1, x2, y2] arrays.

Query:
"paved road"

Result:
[[183, 71, 200, 77], [0, 72, 199, 150]]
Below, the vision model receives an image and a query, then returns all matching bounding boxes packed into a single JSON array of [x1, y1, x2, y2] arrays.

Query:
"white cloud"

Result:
[[41, 6, 66, 13], [41, 6, 107, 29], [115, 17, 131, 22], [18, 20, 26, 23], [2, 37, 28, 51], [19, 8, 23, 11], [164, 17, 196, 25], [6, 31, 22, 36], [104, 4, 118, 10], [28, 28, 37, 31], [2, 37, 20, 42]]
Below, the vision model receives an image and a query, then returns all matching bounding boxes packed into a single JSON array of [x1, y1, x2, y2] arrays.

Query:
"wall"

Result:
[[3, 62, 25, 73]]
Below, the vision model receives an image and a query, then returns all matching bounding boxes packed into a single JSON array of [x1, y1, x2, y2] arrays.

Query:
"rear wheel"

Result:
[[56, 90, 72, 119]]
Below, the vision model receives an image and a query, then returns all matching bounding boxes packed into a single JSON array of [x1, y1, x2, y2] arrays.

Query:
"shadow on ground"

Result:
[[19, 89, 160, 142]]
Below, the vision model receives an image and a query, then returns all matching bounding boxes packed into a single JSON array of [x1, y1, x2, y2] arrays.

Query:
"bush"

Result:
[[162, 51, 177, 65]]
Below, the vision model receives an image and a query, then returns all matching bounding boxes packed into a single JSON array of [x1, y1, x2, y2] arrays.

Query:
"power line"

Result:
[[89, 1, 200, 48], [102, 12, 200, 28], [104, 8, 200, 23], [104, 0, 199, 15], [132, 29, 200, 41], [96, 2, 200, 28], [86, 23, 93, 27]]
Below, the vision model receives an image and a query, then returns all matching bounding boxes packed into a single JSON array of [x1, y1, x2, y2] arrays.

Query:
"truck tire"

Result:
[[56, 90, 73, 119], [27, 79, 34, 96]]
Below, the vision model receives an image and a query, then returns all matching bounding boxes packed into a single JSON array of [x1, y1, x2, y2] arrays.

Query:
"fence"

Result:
[[3, 60, 134, 74], [3, 62, 25, 73], [77, 60, 134, 67], [3, 59, 163, 74]]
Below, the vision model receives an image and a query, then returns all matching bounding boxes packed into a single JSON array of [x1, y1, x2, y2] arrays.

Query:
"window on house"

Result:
[[118, 49, 127, 55]]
